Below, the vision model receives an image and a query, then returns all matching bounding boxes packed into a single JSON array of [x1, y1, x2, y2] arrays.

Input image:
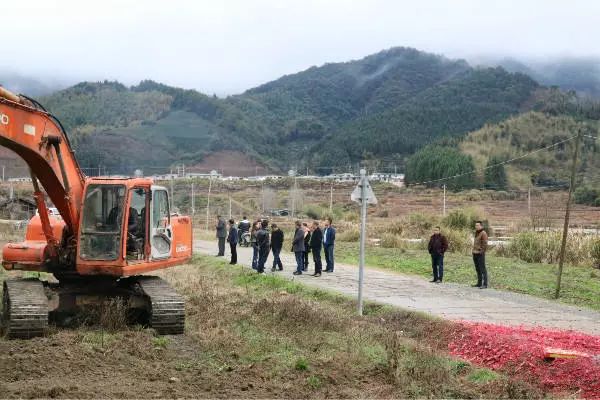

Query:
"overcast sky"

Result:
[[2, 0, 600, 95]]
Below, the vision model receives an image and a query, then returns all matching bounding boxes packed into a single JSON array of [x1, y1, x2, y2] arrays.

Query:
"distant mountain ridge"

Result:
[[2, 47, 584, 176]]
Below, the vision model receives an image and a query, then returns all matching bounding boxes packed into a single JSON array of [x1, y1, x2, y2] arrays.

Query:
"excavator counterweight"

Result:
[[0, 85, 192, 337]]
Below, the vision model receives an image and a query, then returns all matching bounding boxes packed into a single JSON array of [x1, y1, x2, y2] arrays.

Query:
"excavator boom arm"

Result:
[[0, 86, 85, 234]]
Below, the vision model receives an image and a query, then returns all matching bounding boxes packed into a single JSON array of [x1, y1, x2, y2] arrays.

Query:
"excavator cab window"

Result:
[[126, 188, 147, 261], [150, 188, 172, 259], [80, 184, 126, 260]]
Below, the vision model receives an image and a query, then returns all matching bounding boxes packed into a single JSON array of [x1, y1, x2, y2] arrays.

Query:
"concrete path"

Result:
[[195, 240, 600, 335]]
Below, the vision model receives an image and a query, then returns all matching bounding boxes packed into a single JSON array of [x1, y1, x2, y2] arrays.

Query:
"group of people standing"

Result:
[[220, 214, 489, 286], [427, 221, 489, 288], [216, 215, 337, 276]]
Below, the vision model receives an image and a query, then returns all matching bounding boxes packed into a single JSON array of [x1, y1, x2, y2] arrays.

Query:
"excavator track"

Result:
[[2, 279, 48, 339], [136, 276, 184, 335]]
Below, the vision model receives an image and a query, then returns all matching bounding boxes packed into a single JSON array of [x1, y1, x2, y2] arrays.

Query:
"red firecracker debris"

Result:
[[448, 322, 600, 398]]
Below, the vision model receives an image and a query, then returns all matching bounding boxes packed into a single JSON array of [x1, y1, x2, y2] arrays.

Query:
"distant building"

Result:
[[185, 171, 222, 179], [369, 173, 405, 183], [7, 177, 32, 183], [325, 173, 359, 182]]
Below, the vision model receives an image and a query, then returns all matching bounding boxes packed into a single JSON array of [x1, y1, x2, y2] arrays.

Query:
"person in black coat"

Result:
[[270, 223, 284, 271], [427, 226, 448, 283], [255, 220, 270, 274], [226, 219, 238, 265], [292, 221, 306, 275], [302, 222, 311, 271], [309, 221, 323, 276]]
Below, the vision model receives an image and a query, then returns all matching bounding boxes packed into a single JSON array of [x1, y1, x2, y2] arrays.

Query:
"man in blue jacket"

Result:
[[323, 217, 336, 272]]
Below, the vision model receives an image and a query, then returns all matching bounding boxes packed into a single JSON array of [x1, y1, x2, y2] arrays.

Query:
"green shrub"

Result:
[[303, 204, 325, 220], [574, 185, 600, 206], [442, 228, 472, 254], [344, 212, 360, 223], [508, 231, 546, 263], [306, 375, 322, 389], [406, 212, 437, 235], [338, 228, 360, 242], [386, 221, 404, 236], [295, 357, 309, 371], [380, 233, 402, 248], [442, 210, 470, 230], [506, 231, 595, 265], [442, 208, 488, 233], [590, 238, 600, 268]]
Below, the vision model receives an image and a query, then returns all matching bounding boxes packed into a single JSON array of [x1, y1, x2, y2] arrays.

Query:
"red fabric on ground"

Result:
[[448, 322, 600, 398]]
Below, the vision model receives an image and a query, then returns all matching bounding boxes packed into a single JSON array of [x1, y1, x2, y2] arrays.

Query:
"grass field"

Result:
[[334, 242, 600, 311], [0, 255, 544, 398]]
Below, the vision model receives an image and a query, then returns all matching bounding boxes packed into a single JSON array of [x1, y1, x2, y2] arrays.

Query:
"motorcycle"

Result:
[[239, 231, 251, 247]]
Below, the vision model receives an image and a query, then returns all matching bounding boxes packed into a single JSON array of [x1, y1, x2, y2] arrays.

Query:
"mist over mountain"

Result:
[[0, 70, 69, 97], [476, 56, 600, 98]]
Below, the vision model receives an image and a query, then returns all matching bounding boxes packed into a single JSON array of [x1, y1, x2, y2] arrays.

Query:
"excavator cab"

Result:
[[75, 178, 192, 276], [0, 85, 192, 338]]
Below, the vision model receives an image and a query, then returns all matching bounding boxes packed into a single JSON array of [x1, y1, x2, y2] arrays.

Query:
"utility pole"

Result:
[[229, 195, 232, 219], [191, 182, 195, 215], [261, 183, 265, 213], [555, 131, 582, 299], [169, 176, 174, 209], [357, 169, 367, 316], [527, 186, 531, 216], [443, 184, 446, 217], [291, 175, 298, 218], [329, 181, 334, 214], [2, 165, 5, 182], [206, 177, 213, 231]]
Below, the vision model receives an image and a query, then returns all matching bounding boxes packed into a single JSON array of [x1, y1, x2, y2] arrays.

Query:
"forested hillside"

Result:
[[28, 47, 549, 174], [459, 111, 600, 188]]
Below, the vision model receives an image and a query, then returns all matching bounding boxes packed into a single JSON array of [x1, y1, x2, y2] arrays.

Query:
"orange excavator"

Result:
[[0, 86, 192, 338]]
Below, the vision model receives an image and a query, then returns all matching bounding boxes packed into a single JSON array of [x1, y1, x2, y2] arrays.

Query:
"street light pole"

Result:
[[357, 169, 367, 316]]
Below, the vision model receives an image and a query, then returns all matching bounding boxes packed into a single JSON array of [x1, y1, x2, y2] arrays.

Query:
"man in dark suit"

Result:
[[227, 219, 238, 265], [323, 217, 336, 272], [309, 221, 323, 277], [216, 215, 227, 256], [302, 222, 311, 271], [256, 220, 270, 274], [292, 220, 306, 275]]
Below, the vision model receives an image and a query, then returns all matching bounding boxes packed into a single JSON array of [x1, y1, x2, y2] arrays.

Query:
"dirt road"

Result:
[[195, 240, 600, 335]]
